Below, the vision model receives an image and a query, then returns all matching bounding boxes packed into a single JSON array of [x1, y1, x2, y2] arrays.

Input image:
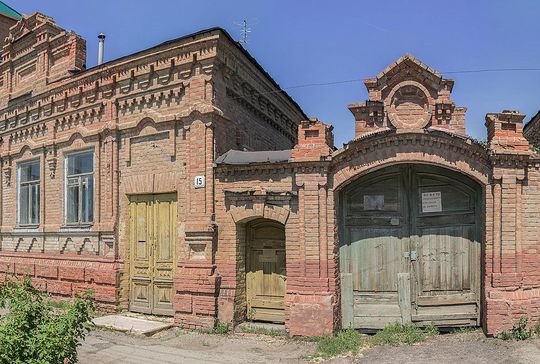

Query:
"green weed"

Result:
[[372, 322, 438, 346], [236, 325, 286, 337], [499, 317, 532, 340], [314, 327, 364, 359]]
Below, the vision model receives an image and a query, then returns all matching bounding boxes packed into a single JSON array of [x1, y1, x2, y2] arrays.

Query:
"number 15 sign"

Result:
[[194, 175, 205, 188]]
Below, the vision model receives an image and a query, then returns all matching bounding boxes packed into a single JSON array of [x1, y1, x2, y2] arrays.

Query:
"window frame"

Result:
[[17, 158, 41, 227], [64, 149, 95, 226]]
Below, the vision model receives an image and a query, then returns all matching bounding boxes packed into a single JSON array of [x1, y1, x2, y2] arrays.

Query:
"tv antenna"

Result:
[[235, 19, 252, 45]]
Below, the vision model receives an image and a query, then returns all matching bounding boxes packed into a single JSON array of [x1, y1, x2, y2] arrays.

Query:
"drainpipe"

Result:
[[97, 33, 106, 65]]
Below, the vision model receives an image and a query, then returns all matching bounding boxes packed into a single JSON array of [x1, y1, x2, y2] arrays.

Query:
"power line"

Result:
[[443, 68, 540, 74], [229, 67, 540, 101]]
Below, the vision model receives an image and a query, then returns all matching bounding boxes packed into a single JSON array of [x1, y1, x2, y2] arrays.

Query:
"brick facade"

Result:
[[1, 10, 540, 338], [0, 13, 304, 325]]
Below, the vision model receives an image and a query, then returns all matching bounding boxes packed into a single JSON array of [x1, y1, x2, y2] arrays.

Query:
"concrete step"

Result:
[[93, 314, 173, 336]]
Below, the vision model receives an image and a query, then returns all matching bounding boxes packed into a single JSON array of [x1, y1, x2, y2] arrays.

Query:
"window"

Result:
[[65, 150, 94, 224], [18, 160, 40, 225]]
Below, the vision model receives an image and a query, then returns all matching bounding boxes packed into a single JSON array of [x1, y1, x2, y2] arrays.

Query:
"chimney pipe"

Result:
[[97, 33, 106, 65]]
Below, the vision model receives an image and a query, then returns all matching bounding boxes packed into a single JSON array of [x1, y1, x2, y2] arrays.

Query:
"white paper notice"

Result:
[[421, 191, 442, 213], [364, 195, 384, 210]]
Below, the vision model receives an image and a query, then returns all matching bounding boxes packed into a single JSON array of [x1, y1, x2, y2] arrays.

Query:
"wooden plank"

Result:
[[341, 273, 353, 328], [353, 303, 401, 317], [412, 312, 478, 321], [417, 293, 476, 306], [415, 319, 477, 327], [353, 293, 398, 303], [353, 316, 400, 329], [416, 303, 477, 316], [251, 298, 285, 310], [398, 273, 412, 324]]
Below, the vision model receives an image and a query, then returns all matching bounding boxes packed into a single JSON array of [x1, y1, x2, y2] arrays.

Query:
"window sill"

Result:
[[13, 225, 41, 233], [16, 224, 40, 229], [59, 224, 94, 232]]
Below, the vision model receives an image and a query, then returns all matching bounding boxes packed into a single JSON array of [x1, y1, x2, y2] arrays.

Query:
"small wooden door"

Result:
[[340, 165, 481, 330], [129, 193, 176, 316], [246, 220, 286, 323]]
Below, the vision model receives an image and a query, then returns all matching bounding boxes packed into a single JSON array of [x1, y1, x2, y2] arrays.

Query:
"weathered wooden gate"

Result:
[[129, 193, 177, 316], [340, 165, 481, 329], [246, 220, 287, 323]]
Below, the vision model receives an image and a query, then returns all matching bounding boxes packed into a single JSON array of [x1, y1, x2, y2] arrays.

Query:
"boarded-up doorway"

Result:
[[340, 164, 482, 330], [246, 219, 286, 323], [128, 193, 177, 316]]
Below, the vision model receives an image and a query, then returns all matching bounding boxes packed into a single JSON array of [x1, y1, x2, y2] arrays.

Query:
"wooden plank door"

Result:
[[411, 167, 481, 327], [129, 195, 154, 314], [151, 193, 176, 315], [246, 221, 286, 323], [129, 193, 176, 316], [340, 166, 411, 329]]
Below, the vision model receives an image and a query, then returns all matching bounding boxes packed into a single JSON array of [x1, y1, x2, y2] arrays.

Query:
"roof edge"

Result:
[[61, 27, 307, 120], [524, 110, 540, 134], [0, 1, 21, 20]]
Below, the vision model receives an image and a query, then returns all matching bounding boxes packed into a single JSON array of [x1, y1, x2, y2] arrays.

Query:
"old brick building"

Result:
[[1, 9, 539, 338]]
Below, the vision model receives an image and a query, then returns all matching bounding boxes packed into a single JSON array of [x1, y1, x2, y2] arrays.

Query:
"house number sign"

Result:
[[194, 175, 205, 188]]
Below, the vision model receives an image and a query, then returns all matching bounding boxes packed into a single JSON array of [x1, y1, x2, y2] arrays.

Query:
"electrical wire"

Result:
[[229, 67, 540, 101]]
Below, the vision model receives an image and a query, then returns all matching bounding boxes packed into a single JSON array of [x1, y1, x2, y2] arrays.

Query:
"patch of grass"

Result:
[[314, 327, 364, 359], [236, 325, 286, 337], [372, 322, 438, 346], [499, 317, 533, 340], [451, 326, 477, 334], [213, 321, 230, 335], [533, 321, 540, 337]]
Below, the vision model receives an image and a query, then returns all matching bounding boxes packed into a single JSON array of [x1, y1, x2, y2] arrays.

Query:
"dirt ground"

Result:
[[354, 332, 540, 364], [78, 329, 540, 364], [78, 328, 316, 364]]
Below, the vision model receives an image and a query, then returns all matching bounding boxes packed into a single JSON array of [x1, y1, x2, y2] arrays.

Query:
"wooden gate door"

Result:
[[246, 220, 286, 323], [129, 193, 176, 316], [340, 165, 481, 330], [411, 166, 481, 327], [340, 166, 411, 329]]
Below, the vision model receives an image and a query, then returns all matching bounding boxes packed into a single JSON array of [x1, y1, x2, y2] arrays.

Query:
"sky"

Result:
[[10, 0, 540, 146]]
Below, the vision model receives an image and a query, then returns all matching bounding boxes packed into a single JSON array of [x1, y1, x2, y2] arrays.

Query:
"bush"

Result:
[[0, 276, 95, 364], [315, 327, 364, 359], [372, 322, 438, 346]]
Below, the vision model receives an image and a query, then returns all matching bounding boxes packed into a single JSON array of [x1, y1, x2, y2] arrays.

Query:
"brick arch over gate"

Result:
[[331, 130, 491, 191]]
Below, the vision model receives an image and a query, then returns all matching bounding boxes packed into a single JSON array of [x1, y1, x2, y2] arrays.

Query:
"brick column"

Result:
[[485, 110, 532, 334], [287, 118, 337, 336], [175, 113, 220, 329]]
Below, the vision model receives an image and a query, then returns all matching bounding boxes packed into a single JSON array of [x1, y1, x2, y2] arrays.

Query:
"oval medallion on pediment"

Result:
[[386, 81, 432, 129]]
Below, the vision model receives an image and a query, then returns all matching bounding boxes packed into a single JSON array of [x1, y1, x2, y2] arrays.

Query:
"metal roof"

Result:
[[215, 149, 291, 165], [0, 1, 21, 20]]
